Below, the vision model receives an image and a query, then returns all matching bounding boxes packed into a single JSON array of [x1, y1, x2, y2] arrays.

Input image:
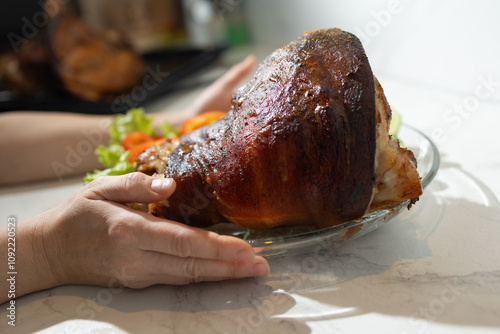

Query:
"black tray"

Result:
[[0, 47, 224, 114]]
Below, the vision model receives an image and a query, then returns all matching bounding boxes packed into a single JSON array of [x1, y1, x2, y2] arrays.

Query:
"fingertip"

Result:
[[86, 172, 178, 204], [241, 54, 257, 70], [243, 54, 256, 63], [251, 257, 270, 276], [151, 178, 176, 197]]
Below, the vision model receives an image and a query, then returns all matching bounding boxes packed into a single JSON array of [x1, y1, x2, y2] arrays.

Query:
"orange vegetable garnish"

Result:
[[121, 131, 154, 151], [123, 111, 226, 164], [128, 137, 166, 163], [180, 111, 227, 136]]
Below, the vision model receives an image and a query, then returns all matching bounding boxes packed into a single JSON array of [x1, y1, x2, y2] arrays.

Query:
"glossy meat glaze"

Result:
[[136, 29, 421, 229]]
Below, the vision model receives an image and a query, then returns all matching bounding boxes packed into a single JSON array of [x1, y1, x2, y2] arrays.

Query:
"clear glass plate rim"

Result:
[[243, 124, 441, 247]]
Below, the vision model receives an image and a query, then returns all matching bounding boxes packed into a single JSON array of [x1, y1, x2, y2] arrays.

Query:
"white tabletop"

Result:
[[1, 54, 500, 334]]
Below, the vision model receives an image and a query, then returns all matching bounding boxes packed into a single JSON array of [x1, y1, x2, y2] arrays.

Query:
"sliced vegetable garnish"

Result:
[[180, 110, 227, 136], [161, 121, 180, 139], [389, 109, 402, 139], [84, 108, 171, 183], [121, 131, 155, 151], [128, 137, 167, 163], [109, 108, 156, 145], [83, 151, 135, 184]]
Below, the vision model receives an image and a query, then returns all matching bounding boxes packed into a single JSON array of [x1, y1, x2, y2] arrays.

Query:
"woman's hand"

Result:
[[188, 55, 256, 115], [0, 56, 256, 185], [5, 173, 269, 301], [154, 55, 256, 127]]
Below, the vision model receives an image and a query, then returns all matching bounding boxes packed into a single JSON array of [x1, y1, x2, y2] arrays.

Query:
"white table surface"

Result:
[[1, 48, 500, 334]]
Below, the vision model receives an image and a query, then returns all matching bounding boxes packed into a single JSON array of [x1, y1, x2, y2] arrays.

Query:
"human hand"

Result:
[[188, 55, 256, 115], [154, 55, 256, 127], [38, 172, 269, 291]]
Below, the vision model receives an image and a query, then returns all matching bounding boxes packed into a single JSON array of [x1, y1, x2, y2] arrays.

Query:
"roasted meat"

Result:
[[47, 14, 145, 101], [136, 28, 422, 230], [0, 14, 145, 103], [0, 33, 58, 98]]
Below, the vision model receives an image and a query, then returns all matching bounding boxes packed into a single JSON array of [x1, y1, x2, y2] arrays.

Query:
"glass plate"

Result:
[[207, 124, 440, 257]]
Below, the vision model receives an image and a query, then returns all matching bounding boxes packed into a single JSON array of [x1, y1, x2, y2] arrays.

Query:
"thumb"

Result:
[[85, 172, 176, 204]]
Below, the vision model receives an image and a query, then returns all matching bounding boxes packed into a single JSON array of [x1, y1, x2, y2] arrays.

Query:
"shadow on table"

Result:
[[2, 158, 500, 333], [0, 277, 305, 334], [260, 158, 500, 330]]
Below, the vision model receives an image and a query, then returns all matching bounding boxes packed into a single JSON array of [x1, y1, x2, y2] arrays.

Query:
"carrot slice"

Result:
[[180, 111, 227, 136], [128, 137, 166, 163], [121, 131, 154, 150]]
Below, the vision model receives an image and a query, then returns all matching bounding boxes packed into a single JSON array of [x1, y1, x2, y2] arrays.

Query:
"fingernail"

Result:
[[236, 250, 255, 262], [251, 262, 270, 276], [151, 178, 173, 193]]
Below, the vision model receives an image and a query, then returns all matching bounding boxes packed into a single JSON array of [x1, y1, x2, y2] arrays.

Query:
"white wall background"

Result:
[[243, 0, 500, 103]]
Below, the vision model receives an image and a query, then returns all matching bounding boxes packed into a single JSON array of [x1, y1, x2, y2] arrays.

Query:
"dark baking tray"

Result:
[[0, 47, 224, 114]]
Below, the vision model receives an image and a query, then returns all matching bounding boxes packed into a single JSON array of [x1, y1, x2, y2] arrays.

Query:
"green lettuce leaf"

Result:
[[160, 121, 180, 138], [84, 108, 179, 184], [109, 108, 156, 145], [94, 143, 126, 168], [84, 161, 135, 184], [389, 108, 402, 138]]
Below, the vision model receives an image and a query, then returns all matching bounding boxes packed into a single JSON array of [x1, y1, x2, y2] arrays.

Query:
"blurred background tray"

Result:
[[0, 47, 224, 114]]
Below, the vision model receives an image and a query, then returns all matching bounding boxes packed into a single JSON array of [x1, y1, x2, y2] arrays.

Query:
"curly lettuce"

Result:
[[84, 108, 178, 183]]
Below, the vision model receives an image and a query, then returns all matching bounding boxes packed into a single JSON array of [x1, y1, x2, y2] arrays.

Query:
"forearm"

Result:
[[0, 209, 61, 304], [0, 112, 112, 185], [0, 111, 188, 185], [0, 57, 254, 186]]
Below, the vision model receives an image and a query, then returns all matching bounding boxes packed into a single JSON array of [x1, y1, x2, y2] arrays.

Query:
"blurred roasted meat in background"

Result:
[[0, 13, 144, 102], [0, 36, 53, 97], [48, 14, 145, 101]]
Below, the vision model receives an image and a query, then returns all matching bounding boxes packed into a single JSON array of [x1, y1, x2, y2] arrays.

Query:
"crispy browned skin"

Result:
[[138, 28, 379, 229]]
